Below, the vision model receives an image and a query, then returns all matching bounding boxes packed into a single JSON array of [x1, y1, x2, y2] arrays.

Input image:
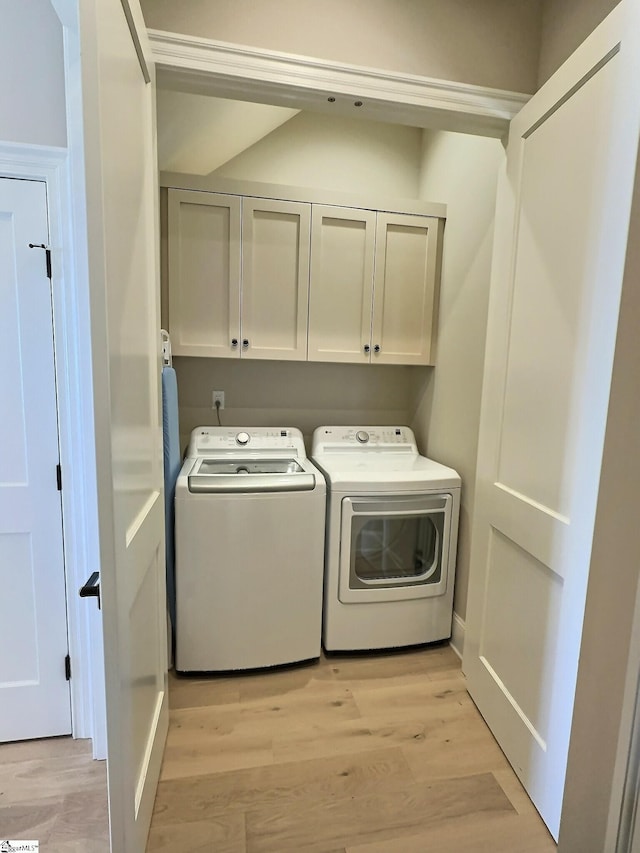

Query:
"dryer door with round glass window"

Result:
[[339, 494, 453, 603]]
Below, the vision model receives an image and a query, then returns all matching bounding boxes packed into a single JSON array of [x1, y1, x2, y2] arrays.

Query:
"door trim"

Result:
[[148, 28, 530, 139], [0, 142, 106, 757]]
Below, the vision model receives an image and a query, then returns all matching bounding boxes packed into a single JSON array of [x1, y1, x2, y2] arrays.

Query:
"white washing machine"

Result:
[[311, 425, 461, 652], [175, 426, 326, 672]]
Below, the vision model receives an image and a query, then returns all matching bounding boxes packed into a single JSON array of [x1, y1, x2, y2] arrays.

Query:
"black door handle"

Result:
[[79, 571, 101, 609]]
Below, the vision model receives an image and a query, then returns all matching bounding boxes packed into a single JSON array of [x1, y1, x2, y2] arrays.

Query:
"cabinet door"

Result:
[[308, 205, 376, 363], [241, 198, 311, 360], [372, 213, 442, 365], [168, 189, 241, 357]]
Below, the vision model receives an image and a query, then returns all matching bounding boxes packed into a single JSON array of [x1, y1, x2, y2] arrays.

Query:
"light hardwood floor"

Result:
[[148, 645, 557, 853], [0, 736, 109, 851]]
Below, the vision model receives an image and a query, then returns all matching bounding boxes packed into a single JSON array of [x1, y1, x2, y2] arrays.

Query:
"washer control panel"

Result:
[[312, 426, 417, 454], [187, 426, 307, 457]]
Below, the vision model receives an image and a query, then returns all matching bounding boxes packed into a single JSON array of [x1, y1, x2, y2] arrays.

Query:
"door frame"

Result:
[[0, 143, 106, 757]]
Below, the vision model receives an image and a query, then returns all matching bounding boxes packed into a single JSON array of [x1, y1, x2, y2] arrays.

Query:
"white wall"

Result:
[[141, 0, 543, 94], [156, 92, 299, 175], [212, 112, 423, 198], [0, 0, 67, 147], [174, 357, 421, 452], [538, 0, 619, 85], [412, 130, 504, 622]]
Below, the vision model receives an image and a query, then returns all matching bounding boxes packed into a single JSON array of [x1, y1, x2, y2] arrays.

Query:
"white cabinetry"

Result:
[[373, 212, 442, 365], [308, 205, 441, 365], [308, 205, 376, 363], [168, 186, 443, 365], [168, 189, 310, 359], [241, 197, 310, 360], [168, 190, 241, 357]]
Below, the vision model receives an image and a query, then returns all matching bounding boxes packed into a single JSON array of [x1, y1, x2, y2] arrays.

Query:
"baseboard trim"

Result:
[[450, 612, 465, 659]]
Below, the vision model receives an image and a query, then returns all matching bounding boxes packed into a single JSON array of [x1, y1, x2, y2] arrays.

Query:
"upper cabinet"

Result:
[[372, 212, 442, 366], [167, 184, 444, 366], [241, 198, 310, 360], [308, 207, 442, 365], [308, 205, 376, 364], [168, 189, 310, 359], [168, 190, 241, 358]]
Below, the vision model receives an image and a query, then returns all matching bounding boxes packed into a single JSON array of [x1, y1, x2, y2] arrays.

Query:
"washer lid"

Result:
[[187, 456, 316, 493], [311, 452, 461, 491]]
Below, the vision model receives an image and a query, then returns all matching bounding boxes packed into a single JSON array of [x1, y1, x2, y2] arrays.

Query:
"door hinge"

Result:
[[28, 243, 52, 279], [56, 463, 62, 491], [65, 654, 71, 681]]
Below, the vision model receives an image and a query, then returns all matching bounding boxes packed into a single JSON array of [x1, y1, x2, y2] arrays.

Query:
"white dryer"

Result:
[[311, 425, 460, 652], [175, 426, 326, 672]]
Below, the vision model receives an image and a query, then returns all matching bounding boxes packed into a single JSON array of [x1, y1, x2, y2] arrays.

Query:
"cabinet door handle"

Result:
[[363, 344, 371, 354], [231, 338, 238, 348], [373, 344, 381, 354], [242, 339, 249, 349]]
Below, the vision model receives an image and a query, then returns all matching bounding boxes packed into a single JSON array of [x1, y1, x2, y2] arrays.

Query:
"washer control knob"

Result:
[[235, 431, 250, 445], [356, 430, 369, 444]]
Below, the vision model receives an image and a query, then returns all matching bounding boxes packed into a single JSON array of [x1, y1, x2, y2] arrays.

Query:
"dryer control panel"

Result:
[[312, 426, 417, 454]]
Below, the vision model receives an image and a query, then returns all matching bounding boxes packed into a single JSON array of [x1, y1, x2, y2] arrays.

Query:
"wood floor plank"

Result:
[[325, 644, 456, 687], [152, 747, 413, 826], [0, 798, 62, 843], [400, 714, 511, 782], [0, 736, 92, 763], [169, 669, 242, 709], [237, 660, 332, 702], [245, 772, 514, 853], [0, 753, 107, 805], [167, 677, 359, 741], [48, 787, 110, 848], [47, 842, 111, 853], [345, 810, 556, 852], [272, 707, 508, 775], [146, 813, 247, 853], [351, 671, 472, 722], [160, 733, 273, 781]]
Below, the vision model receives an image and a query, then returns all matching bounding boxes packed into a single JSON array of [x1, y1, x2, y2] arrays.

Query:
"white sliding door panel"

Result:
[[464, 0, 640, 840]]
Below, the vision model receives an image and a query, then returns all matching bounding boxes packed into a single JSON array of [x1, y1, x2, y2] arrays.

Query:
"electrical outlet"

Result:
[[212, 390, 225, 409]]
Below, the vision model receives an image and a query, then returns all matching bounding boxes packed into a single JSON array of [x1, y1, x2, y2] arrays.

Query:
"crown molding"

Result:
[[148, 29, 530, 138]]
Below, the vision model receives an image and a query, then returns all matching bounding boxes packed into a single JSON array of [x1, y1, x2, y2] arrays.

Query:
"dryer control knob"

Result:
[[236, 431, 250, 445], [356, 430, 369, 444]]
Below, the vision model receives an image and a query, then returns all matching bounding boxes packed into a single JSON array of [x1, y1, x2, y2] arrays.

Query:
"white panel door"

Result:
[[168, 189, 241, 357], [463, 0, 640, 840], [0, 177, 71, 742], [82, 1, 168, 849], [241, 197, 311, 360], [308, 205, 376, 363], [371, 213, 440, 365]]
